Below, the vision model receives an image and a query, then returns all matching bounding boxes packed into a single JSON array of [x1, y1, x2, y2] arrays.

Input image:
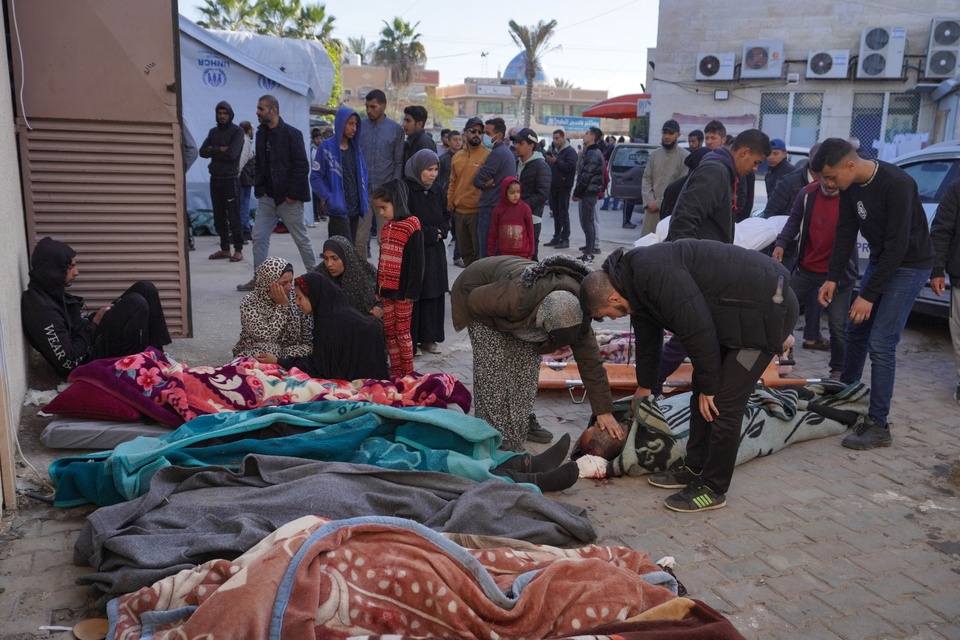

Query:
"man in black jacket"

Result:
[[511, 127, 551, 260], [21, 238, 171, 377], [930, 178, 960, 406], [581, 241, 797, 512], [199, 101, 245, 262], [401, 105, 437, 165], [237, 95, 316, 292], [543, 129, 577, 249], [572, 127, 605, 263], [764, 138, 795, 197]]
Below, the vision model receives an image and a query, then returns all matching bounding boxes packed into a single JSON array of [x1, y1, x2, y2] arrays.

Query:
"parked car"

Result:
[[607, 143, 659, 202]]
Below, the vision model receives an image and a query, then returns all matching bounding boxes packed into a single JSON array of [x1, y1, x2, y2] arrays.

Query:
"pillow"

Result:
[[44, 380, 143, 422]]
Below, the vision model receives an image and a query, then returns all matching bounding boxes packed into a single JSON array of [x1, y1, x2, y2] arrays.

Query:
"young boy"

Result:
[[487, 177, 534, 259], [311, 105, 369, 243], [371, 179, 425, 377]]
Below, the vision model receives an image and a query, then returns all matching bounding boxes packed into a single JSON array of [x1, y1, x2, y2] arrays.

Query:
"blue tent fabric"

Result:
[[50, 401, 521, 507]]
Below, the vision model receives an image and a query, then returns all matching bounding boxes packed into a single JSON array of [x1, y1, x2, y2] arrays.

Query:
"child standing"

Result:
[[372, 179, 424, 377], [488, 177, 534, 259]]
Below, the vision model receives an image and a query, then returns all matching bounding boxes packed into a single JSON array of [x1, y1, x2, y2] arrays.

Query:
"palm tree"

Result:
[[508, 19, 558, 127], [252, 0, 336, 42], [196, 0, 257, 31], [374, 18, 427, 88], [345, 36, 376, 65], [553, 77, 579, 89]]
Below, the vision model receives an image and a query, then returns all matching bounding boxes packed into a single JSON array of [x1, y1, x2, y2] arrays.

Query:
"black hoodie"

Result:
[[199, 100, 244, 178], [21, 238, 97, 376], [667, 146, 739, 244]]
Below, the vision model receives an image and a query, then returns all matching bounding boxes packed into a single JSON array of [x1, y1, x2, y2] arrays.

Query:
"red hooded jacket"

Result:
[[488, 177, 534, 259]]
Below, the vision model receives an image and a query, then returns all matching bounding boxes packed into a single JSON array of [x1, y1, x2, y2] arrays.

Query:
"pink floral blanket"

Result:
[[68, 348, 471, 427]]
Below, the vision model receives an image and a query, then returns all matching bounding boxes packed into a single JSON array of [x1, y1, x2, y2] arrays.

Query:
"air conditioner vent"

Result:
[[926, 18, 960, 78], [740, 40, 784, 79], [857, 26, 906, 79], [695, 52, 736, 81]]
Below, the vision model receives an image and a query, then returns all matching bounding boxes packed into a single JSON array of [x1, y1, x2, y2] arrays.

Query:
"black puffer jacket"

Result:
[[931, 177, 960, 280], [518, 155, 551, 218], [20, 238, 96, 377], [573, 144, 604, 198], [667, 147, 738, 243], [602, 240, 797, 395], [198, 100, 244, 178], [254, 117, 311, 205]]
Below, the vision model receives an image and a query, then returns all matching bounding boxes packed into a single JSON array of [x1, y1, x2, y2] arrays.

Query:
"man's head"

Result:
[[29, 237, 79, 292], [215, 105, 231, 126], [402, 105, 428, 135], [584, 126, 603, 147], [364, 89, 387, 122], [703, 120, 726, 149], [510, 127, 539, 161], [239, 120, 254, 137], [311, 127, 323, 145], [440, 129, 452, 149], [463, 116, 484, 147], [767, 138, 787, 167], [660, 119, 681, 149], [484, 117, 506, 145], [256, 95, 280, 127], [811, 137, 860, 191], [552, 129, 566, 148], [730, 129, 772, 177], [343, 113, 359, 140], [576, 423, 627, 459], [688, 129, 704, 149], [447, 130, 462, 152], [580, 271, 633, 320]]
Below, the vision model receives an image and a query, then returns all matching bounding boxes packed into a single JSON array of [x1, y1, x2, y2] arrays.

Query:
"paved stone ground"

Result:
[[2, 208, 959, 639]]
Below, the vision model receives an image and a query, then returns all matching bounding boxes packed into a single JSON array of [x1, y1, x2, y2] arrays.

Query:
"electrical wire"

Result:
[[9, 0, 32, 131]]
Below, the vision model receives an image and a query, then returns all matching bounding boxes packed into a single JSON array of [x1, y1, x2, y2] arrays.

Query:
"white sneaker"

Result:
[[420, 342, 442, 355]]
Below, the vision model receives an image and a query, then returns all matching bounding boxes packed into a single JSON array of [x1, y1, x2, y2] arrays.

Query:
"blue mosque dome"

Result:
[[502, 52, 547, 85]]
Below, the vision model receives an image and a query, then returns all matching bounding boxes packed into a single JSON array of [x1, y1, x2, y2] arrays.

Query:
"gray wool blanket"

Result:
[[74, 455, 596, 604], [612, 381, 869, 476]]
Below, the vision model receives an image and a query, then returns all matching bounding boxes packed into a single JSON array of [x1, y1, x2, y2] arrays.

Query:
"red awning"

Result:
[[581, 93, 651, 119]]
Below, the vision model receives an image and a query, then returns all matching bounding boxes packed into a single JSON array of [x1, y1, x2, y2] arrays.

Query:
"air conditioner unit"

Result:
[[925, 17, 960, 78], [857, 26, 906, 79], [695, 52, 736, 81], [806, 49, 850, 79], [740, 40, 784, 79]]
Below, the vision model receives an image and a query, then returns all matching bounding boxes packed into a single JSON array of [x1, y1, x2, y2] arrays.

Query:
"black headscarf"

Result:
[[317, 235, 378, 316]]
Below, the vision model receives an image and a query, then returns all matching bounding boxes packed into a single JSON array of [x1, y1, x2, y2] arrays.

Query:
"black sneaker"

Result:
[[648, 463, 700, 489], [236, 279, 255, 292], [578, 245, 602, 253], [527, 413, 554, 443], [841, 416, 892, 450], [622, 222, 637, 229], [544, 238, 562, 247], [554, 241, 569, 249], [664, 481, 726, 513]]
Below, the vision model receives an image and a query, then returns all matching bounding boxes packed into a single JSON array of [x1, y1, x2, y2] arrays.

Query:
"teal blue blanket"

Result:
[[50, 401, 520, 507]]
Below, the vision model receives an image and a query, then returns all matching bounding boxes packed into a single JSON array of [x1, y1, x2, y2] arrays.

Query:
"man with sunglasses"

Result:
[[447, 117, 490, 266]]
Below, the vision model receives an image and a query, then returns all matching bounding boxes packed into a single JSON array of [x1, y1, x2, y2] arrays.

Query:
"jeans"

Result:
[[549, 188, 571, 242], [578, 195, 598, 255], [601, 197, 620, 210], [840, 262, 931, 426], [791, 266, 852, 373], [239, 185, 253, 237], [477, 206, 493, 258], [252, 197, 317, 271]]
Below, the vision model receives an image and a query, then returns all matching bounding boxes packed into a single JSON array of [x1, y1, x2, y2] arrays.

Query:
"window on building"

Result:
[[759, 92, 823, 148], [343, 89, 352, 97], [457, 101, 467, 116], [505, 102, 519, 116], [850, 92, 922, 159], [569, 105, 587, 117], [477, 101, 504, 114], [539, 103, 565, 119]]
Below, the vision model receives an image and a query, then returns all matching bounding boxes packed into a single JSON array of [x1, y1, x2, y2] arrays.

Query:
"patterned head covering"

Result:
[[316, 235, 378, 315], [294, 274, 310, 296], [537, 290, 585, 346], [254, 257, 294, 300], [404, 149, 440, 189]]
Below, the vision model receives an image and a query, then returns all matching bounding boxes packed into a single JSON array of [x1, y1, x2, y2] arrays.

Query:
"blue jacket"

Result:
[[310, 106, 370, 218]]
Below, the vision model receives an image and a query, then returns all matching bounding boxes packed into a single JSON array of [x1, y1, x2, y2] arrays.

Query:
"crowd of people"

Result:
[[20, 94, 960, 512]]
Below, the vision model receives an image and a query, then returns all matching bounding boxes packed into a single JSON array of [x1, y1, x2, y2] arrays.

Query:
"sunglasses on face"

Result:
[[465, 128, 483, 135]]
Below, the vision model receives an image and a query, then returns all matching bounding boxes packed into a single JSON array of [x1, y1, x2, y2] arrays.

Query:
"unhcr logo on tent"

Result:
[[203, 69, 226, 88], [258, 75, 278, 91]]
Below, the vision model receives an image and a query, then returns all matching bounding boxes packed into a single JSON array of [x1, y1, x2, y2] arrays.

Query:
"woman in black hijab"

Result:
[[317, 235, 381, 318], [257, 271, 388, 381]]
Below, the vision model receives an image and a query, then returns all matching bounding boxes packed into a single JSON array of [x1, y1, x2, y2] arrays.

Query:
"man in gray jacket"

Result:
[[474, 117, 516, 258], [355, 89, 405, 258]]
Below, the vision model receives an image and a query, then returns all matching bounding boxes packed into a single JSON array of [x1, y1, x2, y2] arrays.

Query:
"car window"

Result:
[[611, 147, 652, 170], [900, 159, 960, 203]]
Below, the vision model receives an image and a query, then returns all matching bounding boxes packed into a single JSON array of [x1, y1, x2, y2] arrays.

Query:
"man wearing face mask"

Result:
[[473, 117, 516, 258], [639, 119, 689, 237]]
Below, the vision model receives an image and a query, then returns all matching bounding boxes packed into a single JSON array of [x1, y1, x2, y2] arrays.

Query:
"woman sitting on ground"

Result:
[[316, 235, 382, 319], [256, 271, 389, 381], [233, 257, 312, 360]]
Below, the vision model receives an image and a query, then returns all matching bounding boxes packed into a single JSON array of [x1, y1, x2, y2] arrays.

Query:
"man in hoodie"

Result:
[[511, 128, 551, 261], [448, 117, 489, 267], [311, 105, 369, 244], [543, 129, 578, 249], [21, 237, 172, 377], [473, 117, 516, 258], [237, 95, 316, 292], [667, 129, 771, 244], [199, 101, 245, 262], [580, 241, 797, 512], [401, 105, 437, 166]]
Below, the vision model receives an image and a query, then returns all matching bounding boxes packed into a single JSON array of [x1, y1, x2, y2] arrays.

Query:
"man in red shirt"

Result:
[[773, 177, 856, 380]]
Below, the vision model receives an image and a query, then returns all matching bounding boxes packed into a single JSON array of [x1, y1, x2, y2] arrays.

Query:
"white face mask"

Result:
[[482, 134, 495, 149]]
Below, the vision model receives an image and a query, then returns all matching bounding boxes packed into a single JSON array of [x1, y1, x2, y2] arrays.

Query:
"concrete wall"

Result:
[[650, 1, 960, 148]]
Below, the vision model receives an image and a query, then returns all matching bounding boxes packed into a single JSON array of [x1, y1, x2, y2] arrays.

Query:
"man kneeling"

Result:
[[21, 237, 172, 377], [580, 240, 797, 513]]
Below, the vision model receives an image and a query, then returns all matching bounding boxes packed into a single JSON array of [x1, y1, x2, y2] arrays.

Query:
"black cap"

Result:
[[510, 127, 539, 144], [464, 116, 484, 131], [662, 119, 680, 134]]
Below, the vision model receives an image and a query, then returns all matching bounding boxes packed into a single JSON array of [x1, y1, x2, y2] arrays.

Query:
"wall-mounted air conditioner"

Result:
[[857, 26, 906, 79], [695, 52, 736, 81], [806, 49, 850, 79], [740, 40, 784, 79], [925, 17, 960, 78]]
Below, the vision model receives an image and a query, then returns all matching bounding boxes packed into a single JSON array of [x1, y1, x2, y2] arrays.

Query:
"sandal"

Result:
[[208, 250, 231, 260], [229, 251, 244, 262], [802, 339, 830, 351]]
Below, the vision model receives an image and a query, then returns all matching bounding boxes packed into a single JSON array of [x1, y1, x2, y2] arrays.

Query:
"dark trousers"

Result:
[[92, 281, 171, 360], [578, 195, 598, 255], [623, 201, 636, 226], [210, 177, 244, 252], [549, 188, 571, 241], [328, 215, 359, 243], [532, 222, 542, 261], [653, 336, 689, 397]]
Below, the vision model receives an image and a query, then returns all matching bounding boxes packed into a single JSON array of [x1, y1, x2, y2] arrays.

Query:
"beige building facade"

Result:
[[649, 1, 960, 157]]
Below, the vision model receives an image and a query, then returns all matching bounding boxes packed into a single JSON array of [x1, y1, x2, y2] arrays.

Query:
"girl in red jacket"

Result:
[[488, 177, 534, 259]]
